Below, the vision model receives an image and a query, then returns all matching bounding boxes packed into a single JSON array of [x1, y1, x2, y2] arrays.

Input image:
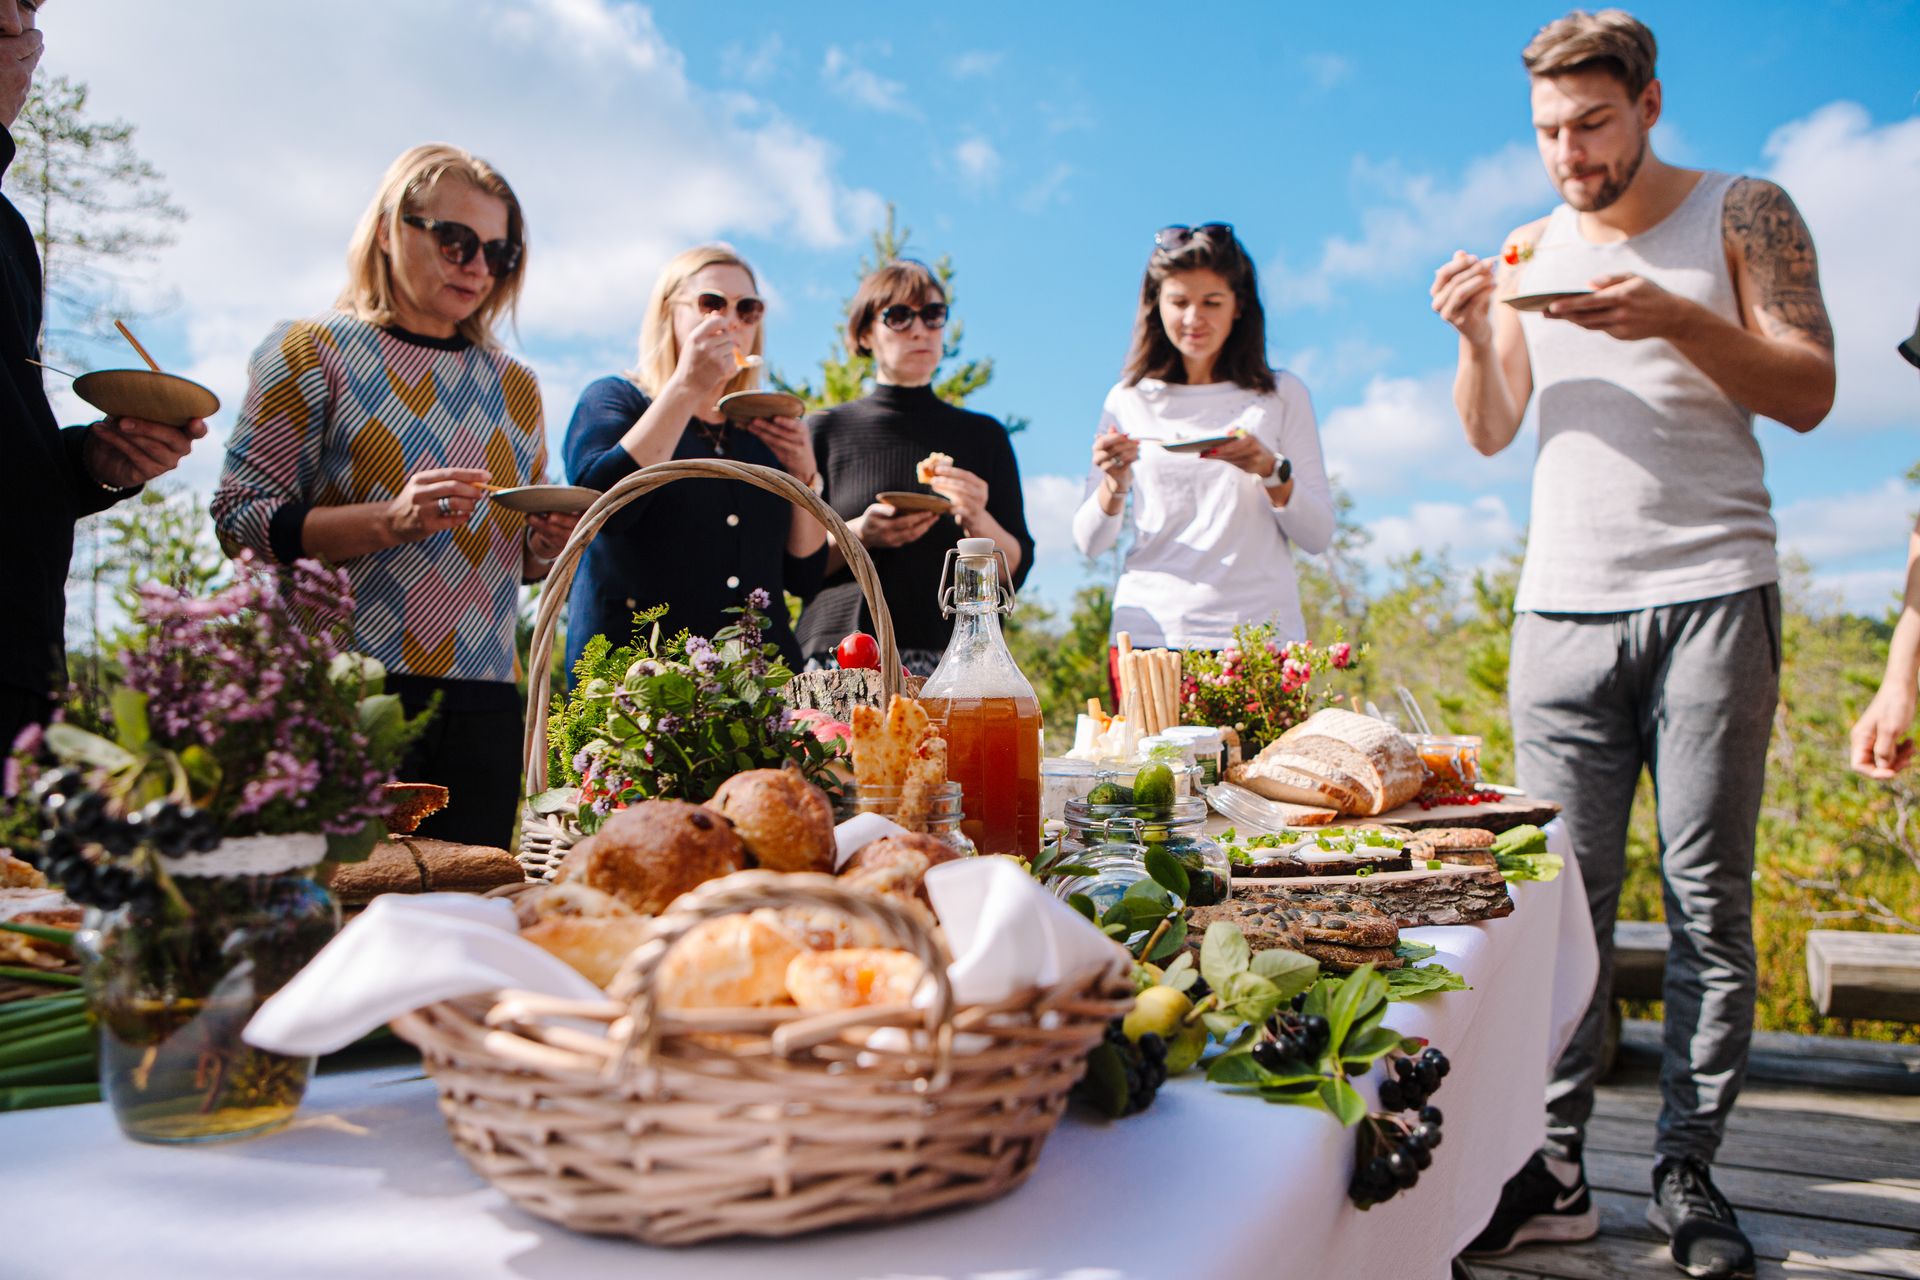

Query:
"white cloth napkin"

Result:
[[244, 823, 1122, 1060], [244, 893, 603, 1056]]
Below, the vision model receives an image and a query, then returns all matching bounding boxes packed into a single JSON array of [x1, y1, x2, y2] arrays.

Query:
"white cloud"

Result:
[[1319, 370, 1532, 498], [1774, 477, 1915, 563], [948, 50, 1004, 79], [1807, 566, 1904, 617], [1277, 338, 1396, 392], [1761, 103, 1920, 433], [721, 33, 783, 84], [1020, 471, 1094, 604], [1269, 144, 1546, 308], [38, 0, 881, 475], [1018, 164, 1076, 214], [1362, 495, 1523, 571], [1302, 53, 1352, 90], [821, 45, 915, 116], [953, 136, 1002, 189]]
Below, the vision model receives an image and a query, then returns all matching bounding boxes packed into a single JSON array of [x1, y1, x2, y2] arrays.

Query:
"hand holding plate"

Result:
[[387, 467, 490, 543], [82, 415, 208, 490]]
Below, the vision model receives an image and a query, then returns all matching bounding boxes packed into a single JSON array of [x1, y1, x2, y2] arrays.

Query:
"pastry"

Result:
[[766, 903, 893, 952], [785, 947, 926, 1010], [0, 849, 46, 889], [705, 768, 835, 873], [556, 800, 748, 916], [915, 451, 954, 484], [656, 910, 805, 1009], [516, 882, 651, 988], [1410, 827, 1497, 865], [839, 833, 962, 906]]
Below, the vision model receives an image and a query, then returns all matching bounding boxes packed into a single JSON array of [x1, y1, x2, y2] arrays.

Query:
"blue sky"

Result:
[[39, 0, 1920, 622]]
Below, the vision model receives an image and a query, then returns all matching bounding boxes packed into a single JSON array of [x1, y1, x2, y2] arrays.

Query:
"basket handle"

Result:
[[522, 459, 901, 793], [605, 870, 957, 1086]]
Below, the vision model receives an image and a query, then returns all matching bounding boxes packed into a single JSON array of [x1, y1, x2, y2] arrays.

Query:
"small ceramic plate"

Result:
[[73, 369, 220, 428], [875, 490, 952, 514], [716, 390, 806, 423], [1501, 289, 1595, 313], [1161, 432, 1242, 455], [486, 485, 599, 515]]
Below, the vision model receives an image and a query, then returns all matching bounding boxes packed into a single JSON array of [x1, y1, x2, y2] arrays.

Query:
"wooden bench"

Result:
[[1807, 930, 1920, 1023], [1612, 919, 1669, 1001]]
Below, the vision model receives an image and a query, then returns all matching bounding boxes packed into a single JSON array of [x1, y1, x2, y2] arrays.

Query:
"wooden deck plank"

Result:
[[1589, 1089, 1920, 1151], [1583, 1189, 1920, 1277], [1582, 1116, 1920, 1184], [1585, 1150, 1920, 1233]]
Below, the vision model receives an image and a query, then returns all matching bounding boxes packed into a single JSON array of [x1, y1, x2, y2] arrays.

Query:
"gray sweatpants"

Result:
[[1510, 585, 1780, 1165]]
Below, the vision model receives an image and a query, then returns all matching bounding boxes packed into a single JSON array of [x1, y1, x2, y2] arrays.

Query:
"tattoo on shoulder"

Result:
[[1723, 178, 1834, 350]]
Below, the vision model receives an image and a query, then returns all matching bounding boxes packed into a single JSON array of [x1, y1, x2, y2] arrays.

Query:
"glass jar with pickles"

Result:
[[1056, 782, 1230, 907]]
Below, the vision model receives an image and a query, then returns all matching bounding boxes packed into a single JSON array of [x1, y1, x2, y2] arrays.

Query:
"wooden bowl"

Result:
[[73, 369, 220, 427]]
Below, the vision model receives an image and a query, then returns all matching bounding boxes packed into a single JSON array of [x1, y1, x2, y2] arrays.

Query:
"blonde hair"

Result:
[[631, 244, 764, 397], [338, 143, 527, 348], [1522, 9, 1658, 97]]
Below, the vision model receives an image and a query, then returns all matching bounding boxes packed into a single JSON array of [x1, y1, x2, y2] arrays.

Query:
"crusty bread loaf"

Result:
[[705, 768, 835, 873], [1229, 749, 1368, 812], [557, 800, 749, 916], [785, 948, 926, 1010], [1275, 709, 1425, 816]]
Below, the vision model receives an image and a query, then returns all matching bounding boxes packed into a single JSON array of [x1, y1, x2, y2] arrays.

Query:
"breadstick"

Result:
[[1142, 651, 1168, 736], [1161, 649, 1181, 728], [1123, 655, 1144, 731], [1116, 631, 1134, 704]]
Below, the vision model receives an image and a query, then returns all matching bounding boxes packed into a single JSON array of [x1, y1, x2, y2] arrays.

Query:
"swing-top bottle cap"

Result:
[[956, 537, 996, 556]]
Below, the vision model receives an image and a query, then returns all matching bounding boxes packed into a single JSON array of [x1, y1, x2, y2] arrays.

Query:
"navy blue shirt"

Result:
[[562, 375, 822, 677]]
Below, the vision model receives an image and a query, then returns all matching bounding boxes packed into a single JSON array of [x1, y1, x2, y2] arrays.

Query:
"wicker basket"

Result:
[[519, 459, 903, 879], [391, 870, 1133, 1244]]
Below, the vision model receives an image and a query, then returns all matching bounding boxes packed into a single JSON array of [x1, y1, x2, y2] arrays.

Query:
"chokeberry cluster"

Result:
[[1250, 1009, 1331, 1070], [27, 768, 218, 915], [1074, 1019, 1169, 1118], [1349, 1046, 1451, 1208]]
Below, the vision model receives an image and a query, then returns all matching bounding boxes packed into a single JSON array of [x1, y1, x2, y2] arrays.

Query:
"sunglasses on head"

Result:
[[687, 291, 766, 324], [880, 302, 948, 332], [1154, 222, 1235, 251], [402, 214, 522, 278]]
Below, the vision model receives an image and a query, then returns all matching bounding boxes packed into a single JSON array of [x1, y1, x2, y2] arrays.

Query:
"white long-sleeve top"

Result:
[[1071, 373, 1334, 650]]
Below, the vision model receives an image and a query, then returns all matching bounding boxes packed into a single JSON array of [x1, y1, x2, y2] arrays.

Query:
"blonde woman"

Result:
[[562, 243, 824, 673], [212, 143, 576, 847]]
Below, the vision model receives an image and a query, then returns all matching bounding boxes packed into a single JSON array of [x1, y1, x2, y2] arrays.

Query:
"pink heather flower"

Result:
[[1329, 642, 1353, 669]]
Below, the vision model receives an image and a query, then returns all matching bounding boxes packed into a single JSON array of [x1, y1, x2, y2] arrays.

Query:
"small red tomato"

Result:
[[1502, 244, 1520, 266], [836, 631, 880, 670]]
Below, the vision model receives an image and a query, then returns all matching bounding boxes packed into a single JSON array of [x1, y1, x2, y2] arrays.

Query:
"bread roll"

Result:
[[517, 883, 652, 988], [785, 948, 927, 1010], [839, 833, 962, 906], [656, 912, 804, 1009], [557, 800, 748, 915], [705, 768, 835, 873]]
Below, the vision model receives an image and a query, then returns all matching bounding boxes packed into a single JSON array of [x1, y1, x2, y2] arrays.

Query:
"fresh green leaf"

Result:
[[1222, 970, 1285, 1027], [1249, 948, 1320, 1002], [44, 723, 136, 771], [1497, 851, 1564, 882], [1076, 1042, 1131, 1118], [1338, 1025, 1406, 1067], [1384, 963, 1471, 1000], [1318, 1077, 1369, 1127], [1201, 1010, 1245, 1039], [1144, 846, 1190, 899], [1394, 939, 1438, 962], [1143, 913, 1188, 963], [109, 688, 150, 752], [529, 787, 577, 816], [1324, 964, 1387, 1052], [1200, 922, 1252, 993], [1121, 877, 1173, 907], [1066, 893, 1097, 921], [1206, 1049, 1322, 1089]]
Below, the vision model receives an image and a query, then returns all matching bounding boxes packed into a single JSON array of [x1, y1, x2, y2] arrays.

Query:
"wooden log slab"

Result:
[[1321, 793, 1561, 835], [1806, 929, 1920, 1023], [1235, 863, 1514, 929]]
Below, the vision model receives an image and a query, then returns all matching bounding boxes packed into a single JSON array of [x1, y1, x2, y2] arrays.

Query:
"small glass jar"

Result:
[[1406, 733, 1482, 791], [1056, 796, 1230, 906], [1162, 727, 1225, 787], [81, 871, 339, 1145], [833, 782, 978, 858]]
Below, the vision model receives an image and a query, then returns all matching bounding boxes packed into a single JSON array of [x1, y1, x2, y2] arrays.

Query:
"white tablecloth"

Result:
[[11, 828, 1592, 1280]]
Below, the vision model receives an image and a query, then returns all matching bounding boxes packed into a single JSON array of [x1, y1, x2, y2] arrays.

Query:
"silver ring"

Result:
[[437, 497, 452, 517]]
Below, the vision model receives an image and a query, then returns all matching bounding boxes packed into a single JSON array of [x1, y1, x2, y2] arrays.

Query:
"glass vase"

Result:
[[80, 869, 339, 1144]]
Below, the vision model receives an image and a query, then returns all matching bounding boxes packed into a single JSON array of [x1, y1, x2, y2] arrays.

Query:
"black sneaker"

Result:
[[1460, 1150, 1599, 1257], [1647, 1156, 1755, 1278]]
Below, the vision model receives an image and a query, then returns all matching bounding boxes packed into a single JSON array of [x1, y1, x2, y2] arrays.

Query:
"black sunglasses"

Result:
[[402, 214, 522, 278], [1154, 222, 1235, 251], [880, 302, 948, 332], [688, 290, 766, 324]]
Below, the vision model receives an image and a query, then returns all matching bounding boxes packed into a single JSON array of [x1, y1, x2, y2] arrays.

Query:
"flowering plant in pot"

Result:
[[3, 555, 430, 1143], [1178, 625, 1362, 756]]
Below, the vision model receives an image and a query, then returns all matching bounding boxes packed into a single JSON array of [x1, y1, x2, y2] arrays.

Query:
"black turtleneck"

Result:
[[797, 381, 1034, 659], [0, 128, 133, 707]]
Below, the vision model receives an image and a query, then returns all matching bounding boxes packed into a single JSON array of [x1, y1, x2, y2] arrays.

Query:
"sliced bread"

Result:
[[1277, 709, 1425, 816]]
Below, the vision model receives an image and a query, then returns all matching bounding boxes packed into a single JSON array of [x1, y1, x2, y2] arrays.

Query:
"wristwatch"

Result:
[[1262, 452, 1293, 490]]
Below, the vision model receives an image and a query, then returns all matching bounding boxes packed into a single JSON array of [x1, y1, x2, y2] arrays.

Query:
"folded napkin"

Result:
[[245, 823, 1121, 1058], [244, 893, 603, 1056]]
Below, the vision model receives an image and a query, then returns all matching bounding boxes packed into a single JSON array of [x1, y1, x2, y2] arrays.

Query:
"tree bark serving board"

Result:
[[1322, 794, 1561, 834], [1234, 863, 1515, 928]]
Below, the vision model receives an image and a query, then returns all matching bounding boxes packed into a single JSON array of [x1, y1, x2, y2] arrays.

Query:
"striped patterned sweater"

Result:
[[211, 311, 546, 683]]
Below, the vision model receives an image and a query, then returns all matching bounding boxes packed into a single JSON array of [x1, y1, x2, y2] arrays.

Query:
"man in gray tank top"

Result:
[[1430, 11, 1834, 1278]]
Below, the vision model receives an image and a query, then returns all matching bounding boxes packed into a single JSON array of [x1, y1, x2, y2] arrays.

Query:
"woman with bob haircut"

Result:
[[796, 258, 1033, 675], [562, 243, 824, 674], [1071, 223, 1334, 671], [213, 142, 577, 848]]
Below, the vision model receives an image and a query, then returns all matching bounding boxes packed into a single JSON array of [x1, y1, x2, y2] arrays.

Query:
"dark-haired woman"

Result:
[[797, 259, 1032, 674], [1072, 223, 1333, 660]]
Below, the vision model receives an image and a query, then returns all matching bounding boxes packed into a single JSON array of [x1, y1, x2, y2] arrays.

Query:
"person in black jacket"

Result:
[[797, 260, 1033, 674], [0, 2, 207, 753]]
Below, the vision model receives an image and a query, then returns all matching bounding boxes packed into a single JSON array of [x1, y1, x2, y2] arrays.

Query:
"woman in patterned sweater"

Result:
[[213, 144, 578, 848]]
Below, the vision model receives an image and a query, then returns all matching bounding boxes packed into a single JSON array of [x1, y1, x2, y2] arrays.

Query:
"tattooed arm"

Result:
[[1544, 177, 1836, 431]]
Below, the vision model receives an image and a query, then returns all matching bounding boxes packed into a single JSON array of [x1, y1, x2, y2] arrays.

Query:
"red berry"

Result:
[[835, 632, 880, 671]]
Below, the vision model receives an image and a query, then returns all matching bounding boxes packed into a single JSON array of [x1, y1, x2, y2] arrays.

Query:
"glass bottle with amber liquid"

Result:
[[920, 537, 1042, 857]]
